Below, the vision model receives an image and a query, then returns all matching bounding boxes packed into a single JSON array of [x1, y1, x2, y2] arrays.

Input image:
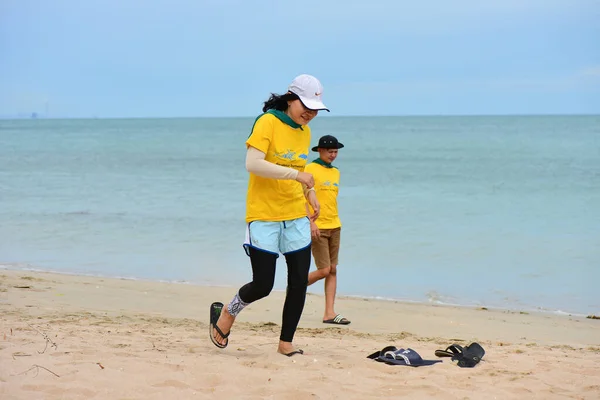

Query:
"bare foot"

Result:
[[212, 305, 235, 346], [323, 313, 338, 321], [277, 340, 303, 356]]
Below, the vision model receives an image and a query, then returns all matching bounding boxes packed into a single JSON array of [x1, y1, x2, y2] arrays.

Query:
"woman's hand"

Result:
[[307, 190, 320, 221], [296, 171, 315, 189]]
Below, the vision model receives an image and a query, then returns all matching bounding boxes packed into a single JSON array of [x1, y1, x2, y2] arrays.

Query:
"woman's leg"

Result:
[[238, 247, 278, 303], [212, 247, 277, 346], [279, 246, 311, 350]]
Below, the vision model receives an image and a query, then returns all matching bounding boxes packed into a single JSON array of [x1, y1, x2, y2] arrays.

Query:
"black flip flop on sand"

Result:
[[323, 314, 351, 325], [282, 349, 304, 357], [209, 302, 230, 349], [435, 344, 464, 358], [435, 342, 485, 368]]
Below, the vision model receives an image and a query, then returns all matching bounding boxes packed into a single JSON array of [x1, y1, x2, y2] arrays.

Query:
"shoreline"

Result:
[[1, 263, 592, 318], [1, 268, 599, 399], [1, 268, 598, 345]]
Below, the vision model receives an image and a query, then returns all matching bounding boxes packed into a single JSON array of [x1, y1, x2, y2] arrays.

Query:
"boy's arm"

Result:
[[306, 201, 320, 238]]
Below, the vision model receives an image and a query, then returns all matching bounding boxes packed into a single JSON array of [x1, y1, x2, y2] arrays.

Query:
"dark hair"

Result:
[[262, 92, 300, 113]]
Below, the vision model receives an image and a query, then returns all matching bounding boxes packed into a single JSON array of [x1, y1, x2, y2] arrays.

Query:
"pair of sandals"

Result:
[[209, 302, 304, 357], [367, 342, 485, 368]]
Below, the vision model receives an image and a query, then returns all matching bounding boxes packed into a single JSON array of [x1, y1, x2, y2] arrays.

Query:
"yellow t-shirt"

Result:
[[245, 113, 311, 223], [304, 161, 341, 229]]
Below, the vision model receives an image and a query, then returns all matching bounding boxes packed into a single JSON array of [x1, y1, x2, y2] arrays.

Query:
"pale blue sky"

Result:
[[1, 0, 599, 118]]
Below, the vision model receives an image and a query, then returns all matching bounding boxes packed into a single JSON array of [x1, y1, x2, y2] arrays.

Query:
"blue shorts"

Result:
[[243, 217, 311, 257]]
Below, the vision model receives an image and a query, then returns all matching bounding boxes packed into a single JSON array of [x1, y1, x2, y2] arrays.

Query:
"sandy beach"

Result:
[[0, 269, 598, 399]]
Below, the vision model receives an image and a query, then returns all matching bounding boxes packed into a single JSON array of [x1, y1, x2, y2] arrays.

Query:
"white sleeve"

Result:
[[245, 146, 299, 180]]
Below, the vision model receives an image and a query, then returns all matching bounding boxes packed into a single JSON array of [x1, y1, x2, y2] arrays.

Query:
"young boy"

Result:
[[305, 135, 350, 325]]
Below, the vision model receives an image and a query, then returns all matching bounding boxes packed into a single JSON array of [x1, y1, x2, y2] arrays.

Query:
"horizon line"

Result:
[[1, 112, 599, 121]]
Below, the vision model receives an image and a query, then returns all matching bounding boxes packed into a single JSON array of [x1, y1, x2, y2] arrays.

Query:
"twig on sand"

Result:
[[27, 323, 58, 354], [12, 352, 32, 360], [17, 364, 60, 378]]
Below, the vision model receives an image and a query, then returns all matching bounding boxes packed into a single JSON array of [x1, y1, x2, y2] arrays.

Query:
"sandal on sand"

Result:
[[323, 314, 351, 325], [367, 346, 441, 367], [209, 302, 230, 349], [434, 344, 464, 358], [435, 342, 485, 368]]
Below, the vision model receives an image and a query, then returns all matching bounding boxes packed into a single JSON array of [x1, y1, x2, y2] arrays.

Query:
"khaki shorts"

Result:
[[311, 227, 341, 269]]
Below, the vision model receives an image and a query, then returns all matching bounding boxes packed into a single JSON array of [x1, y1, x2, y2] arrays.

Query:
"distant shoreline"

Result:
[[2, 113, 599, 121]]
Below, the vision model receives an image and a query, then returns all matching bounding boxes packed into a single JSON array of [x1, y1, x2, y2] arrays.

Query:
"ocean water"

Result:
[[1, 115, 598, 315]]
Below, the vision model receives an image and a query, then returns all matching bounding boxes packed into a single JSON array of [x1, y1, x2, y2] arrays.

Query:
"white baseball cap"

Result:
[[288, 74, 330, 112]]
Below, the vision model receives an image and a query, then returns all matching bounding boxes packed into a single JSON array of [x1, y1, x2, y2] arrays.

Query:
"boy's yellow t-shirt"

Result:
[[304, 161, 341, 229], [245, 112, 311, 223]]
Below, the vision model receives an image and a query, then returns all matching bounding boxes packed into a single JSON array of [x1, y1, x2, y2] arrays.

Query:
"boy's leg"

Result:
[[324, 228, 343, 321], [308, 229, 331, 285]]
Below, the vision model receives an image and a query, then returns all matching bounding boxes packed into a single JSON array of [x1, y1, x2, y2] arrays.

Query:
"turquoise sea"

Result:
[[1, 115, 598, 315]]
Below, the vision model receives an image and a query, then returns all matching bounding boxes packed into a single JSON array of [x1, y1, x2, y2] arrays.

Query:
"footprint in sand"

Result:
[[151, 380, 190, 389]]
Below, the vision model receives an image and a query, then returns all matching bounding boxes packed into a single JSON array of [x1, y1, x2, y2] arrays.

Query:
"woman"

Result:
[[210, 74, 329, 356]]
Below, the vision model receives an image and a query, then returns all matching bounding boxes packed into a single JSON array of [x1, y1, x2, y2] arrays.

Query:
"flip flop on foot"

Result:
[[323, 314, 351, 325], [282, 349, 304, 357], [209, 302, 230, 349]]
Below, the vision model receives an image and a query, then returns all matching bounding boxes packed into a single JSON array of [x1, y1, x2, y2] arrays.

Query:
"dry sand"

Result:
[[1, 269, 598, 399]]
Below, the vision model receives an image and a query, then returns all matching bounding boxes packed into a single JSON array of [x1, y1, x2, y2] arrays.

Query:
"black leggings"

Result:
[[238, 246, 311, 342]]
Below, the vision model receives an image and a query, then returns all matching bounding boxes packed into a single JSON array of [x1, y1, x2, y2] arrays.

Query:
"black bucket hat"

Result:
[[312, 135, 344, 152]]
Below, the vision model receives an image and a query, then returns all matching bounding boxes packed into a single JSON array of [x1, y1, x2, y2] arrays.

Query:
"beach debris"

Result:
[[12, 352, 32, 360], [237, 347, 246, 351], [97, 362, 105, 369], [13, 285, 32, 289], [27, 323, 58, 354], [587, 315, 599, 320], [16, 364, 60, 378], [478, 307, 488, 311], [149, 342, 165, 352]]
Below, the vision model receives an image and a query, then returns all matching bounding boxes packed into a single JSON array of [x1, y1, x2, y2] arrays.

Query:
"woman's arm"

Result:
[[245, 146, 315, 189], [245, 146, 299, 179]]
